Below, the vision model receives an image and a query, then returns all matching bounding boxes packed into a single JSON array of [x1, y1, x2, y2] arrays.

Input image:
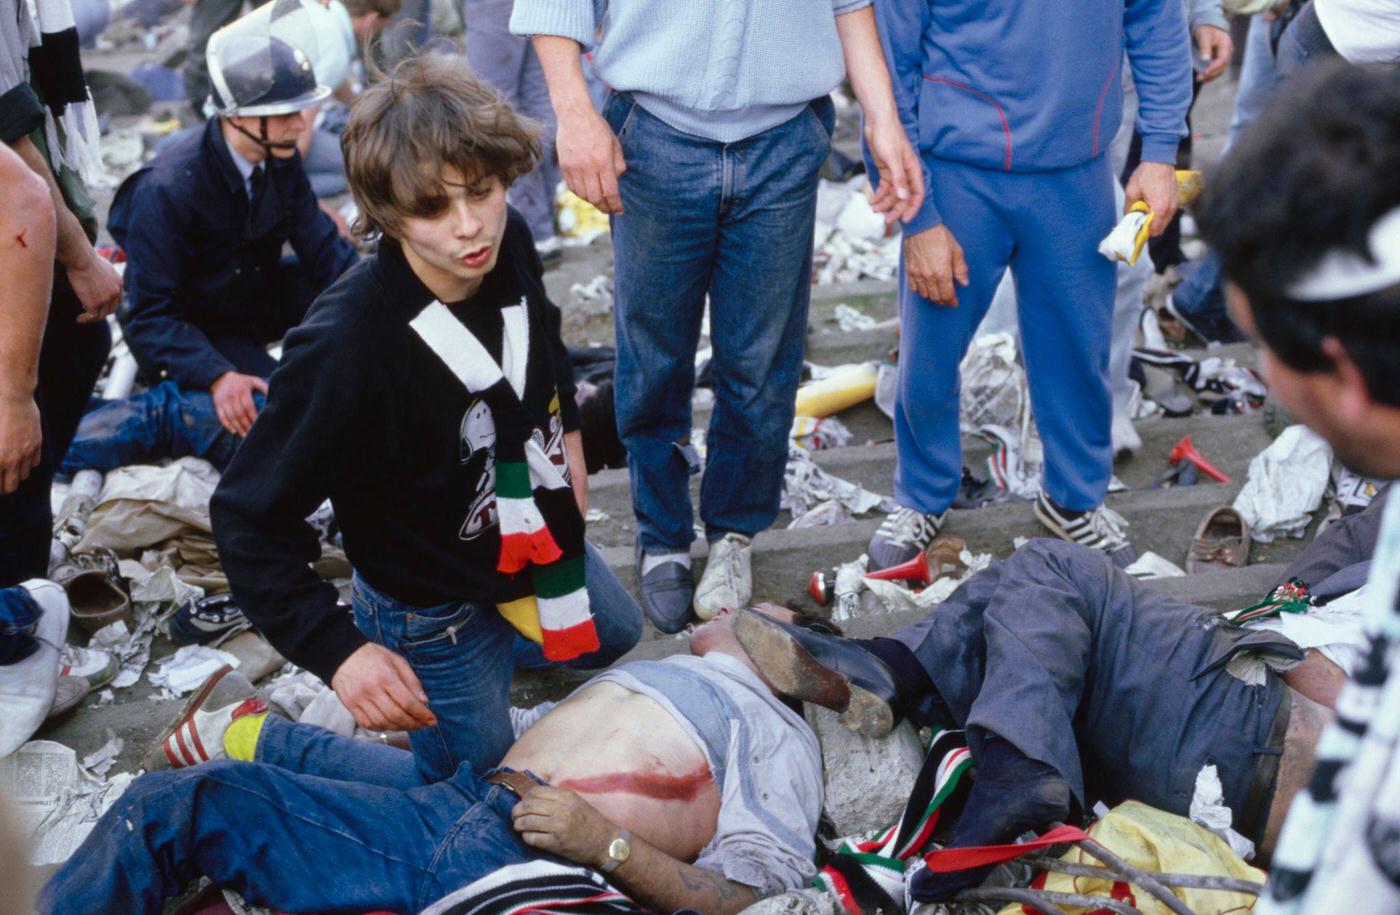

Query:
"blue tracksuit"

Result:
[[108, 119, 358, 391], [873, 0, 1191, 513]]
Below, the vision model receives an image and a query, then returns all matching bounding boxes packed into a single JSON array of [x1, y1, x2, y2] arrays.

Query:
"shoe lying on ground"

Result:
[[0, 580, 71, 756], [55, 548, 131, 634], [693, 533, 752, 621], [1187, 506, 1250, 574], [866, 507, 946, 572], [168, 594, 250, 646], [636, 545, 694, 635], [1033, 491, 1137, 568], [48, 675, 90, 720], [732, 609, 896, 738], [142, 665, 266, 771], [59, 644, 119, 690]]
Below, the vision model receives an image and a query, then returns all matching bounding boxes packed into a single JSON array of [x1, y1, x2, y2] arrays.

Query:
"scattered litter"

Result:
[[795, 362, 878, 418], [832, 303, 878, 332], [1168, 435, 1231, 484], [584, 508, 610, 523], [92, 689, 114, 707], [0, 740, 134, 866], [980, 422, 1043, 500], [556, 189, 609, 243], [829, 556, 870, 622], [791, 415, 854, 450], [782, 447, 894, 518], [874, 360, 896, 420], [960, 334, 1025, 434], [80, 734, 125, 778], [1189, 764, 1256, 861], [789, 501, 852, 529], [1125, 551, 1186, 580], [147, 645, 241, 695], [862, 549, 992, 615], [89, 617, 154, 690], [568, 274, 611, 302], [1233, 425, 1332, 541]]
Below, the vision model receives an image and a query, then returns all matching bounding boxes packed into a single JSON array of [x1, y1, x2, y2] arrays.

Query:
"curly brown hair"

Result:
[[341, 53, 540, 239]]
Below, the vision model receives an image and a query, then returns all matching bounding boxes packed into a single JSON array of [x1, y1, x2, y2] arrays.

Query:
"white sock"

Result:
[[641, 551, 691, 576]]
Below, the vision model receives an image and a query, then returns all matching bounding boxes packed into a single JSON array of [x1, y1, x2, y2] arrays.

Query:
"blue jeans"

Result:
[[1226, 15, 1282, 154], [351, 541, 643, 781], [40, 717, 543, 915], [897, 156, 1116, 515], [0, 586, 40, 664], [1170, 253, 1244, 344], [58, 380, 243, 478], [1275, 0, 1338, 79], [607, 92, 831, 553]]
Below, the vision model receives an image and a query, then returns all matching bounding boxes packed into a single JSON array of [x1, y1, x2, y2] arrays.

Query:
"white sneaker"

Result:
[[693, 533, 753, 620], [142, 665, 266, 771], [0, 580, 71, 757], [58, 644, 119, 690]]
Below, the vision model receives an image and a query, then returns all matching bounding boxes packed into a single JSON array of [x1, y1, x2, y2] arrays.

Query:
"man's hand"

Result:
[[864, 116, 924, 225], [557, 108, 626, 215], [0, 395, 42, 495], [210, 371, 269, 436], [330, 642, 437, 731], [904, 224, 969, 306], [1194, 25, 1233, 83], [1124, 161, 1179, 238], [512, 785, 618, 866], [66, 250, 122, 323]]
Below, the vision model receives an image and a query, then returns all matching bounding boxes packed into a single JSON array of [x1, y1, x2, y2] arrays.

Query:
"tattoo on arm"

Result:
[[676, 866, 758, 911]]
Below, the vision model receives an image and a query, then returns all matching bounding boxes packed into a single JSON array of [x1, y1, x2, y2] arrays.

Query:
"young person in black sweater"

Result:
[[202, 53, 642, 782]]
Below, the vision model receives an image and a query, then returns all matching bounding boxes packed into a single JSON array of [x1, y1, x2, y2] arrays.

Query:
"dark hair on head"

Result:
[[1196, 61, 1400, 407], [340, 0, 401, 18], [341, 52, 540, 239]]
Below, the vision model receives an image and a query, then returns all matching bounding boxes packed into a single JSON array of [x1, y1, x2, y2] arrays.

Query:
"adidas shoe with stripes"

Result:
[[1033, 492, 1137, 568], [141, 665, 266, 771], [866, 507, 947, 572]]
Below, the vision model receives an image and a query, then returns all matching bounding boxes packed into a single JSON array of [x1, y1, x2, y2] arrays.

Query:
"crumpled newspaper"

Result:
[[831, 555, 870, 622], [782, 447, 895, 518], [833, 303, 879, 332], [791, 415, 854, 450], [1124, 551, 1186, 580], [960, 334, 1025, 434], [789, 501, 852, 529], [1189, 764, 1256, 861], [0, 740, 135, 865], [875, 360, 897, 420], [1233, 425, 1333, 541], [147, 644, 241, 695], [862, 549, 993, 615]]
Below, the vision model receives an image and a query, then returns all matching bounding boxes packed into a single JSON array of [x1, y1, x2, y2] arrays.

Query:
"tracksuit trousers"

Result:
[[895, 154, 1117, 516]]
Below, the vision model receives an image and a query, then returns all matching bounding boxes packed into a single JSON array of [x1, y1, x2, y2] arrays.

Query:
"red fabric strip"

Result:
[[922, 825, 1090, 873]]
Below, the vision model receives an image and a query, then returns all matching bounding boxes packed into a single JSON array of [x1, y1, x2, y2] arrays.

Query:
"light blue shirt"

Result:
[[225, 136, 262, 200], [510, 0, 870, 143]]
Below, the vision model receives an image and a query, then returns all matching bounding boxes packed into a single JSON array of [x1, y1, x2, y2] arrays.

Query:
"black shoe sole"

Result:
[[733, 612, 893, 738]]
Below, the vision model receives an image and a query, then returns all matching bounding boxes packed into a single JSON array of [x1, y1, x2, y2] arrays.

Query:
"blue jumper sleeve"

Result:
[[864, 0, 941, 234], [1124, 0, 1193, 164], [509, 0, 603, 48], [121, 185, 237, 391], [285, 158, 358, 295]]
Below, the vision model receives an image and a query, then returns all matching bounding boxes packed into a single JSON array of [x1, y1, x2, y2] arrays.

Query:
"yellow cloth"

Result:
[[222, 712, 269, 762], [997, 801, 1264, 915], [497, 595, 544, 644]]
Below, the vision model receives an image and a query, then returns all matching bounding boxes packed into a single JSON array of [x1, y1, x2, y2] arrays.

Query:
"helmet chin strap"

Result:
[[229, 115, 298, 154]]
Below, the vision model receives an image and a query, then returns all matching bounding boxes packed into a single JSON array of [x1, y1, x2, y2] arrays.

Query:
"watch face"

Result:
[[609, 837, 630, 863]]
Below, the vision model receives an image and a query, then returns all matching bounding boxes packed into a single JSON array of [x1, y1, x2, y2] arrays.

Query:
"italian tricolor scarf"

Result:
[[409, 298, 598, 661]]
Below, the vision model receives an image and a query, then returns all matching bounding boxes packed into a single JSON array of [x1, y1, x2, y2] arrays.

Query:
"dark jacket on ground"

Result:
[[210, 211, 581, 683], [108, 118, 357, 390]]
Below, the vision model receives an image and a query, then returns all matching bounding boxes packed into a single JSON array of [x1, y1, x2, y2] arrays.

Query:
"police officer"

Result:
[[107, 19, 357, 443]]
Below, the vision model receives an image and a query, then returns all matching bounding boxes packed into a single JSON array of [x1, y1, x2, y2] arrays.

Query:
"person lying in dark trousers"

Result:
[[730, 500, 1387, 901]]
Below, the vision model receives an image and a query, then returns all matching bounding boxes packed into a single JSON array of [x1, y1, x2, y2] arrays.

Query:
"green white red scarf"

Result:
[[409, 298, 597, 661]]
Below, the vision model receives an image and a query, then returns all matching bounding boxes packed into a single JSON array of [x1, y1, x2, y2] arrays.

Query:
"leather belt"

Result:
[[485, 770, 542, 799]]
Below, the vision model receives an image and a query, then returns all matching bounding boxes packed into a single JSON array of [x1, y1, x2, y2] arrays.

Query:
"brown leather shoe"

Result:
[[1187, 506, 1251, 574]]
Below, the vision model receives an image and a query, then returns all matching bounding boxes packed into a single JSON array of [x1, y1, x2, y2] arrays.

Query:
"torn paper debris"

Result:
[[832, 303, 879, 332], [789, 501, 852, 529], [960, 334, 1025, 434], [1233, 425, 1332, 541], [148, 645, 241, 695], [782, 447, 893, 518], [1189, 764, 1256, 861], [863, 550, 992, 615], [80, 735, 125, 778], [1125, 551, 1186, 580], [0, 740, 134, 866]]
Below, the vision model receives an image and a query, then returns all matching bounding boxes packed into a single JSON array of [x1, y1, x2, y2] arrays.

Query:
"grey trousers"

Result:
[[891, 539, 1289, 842], [462, 0, 560, 244]]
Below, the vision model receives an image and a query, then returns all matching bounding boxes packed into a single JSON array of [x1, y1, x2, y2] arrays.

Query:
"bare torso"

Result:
[[501, 681, 723, 862]]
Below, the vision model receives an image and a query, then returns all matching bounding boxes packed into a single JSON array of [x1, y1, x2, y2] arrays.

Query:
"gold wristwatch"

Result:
[[599, 827, 631, 873]]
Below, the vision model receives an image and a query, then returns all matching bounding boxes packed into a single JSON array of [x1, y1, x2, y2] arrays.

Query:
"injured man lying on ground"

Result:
[[39, 606, 824, 915], [731, 487, 1386, 904]]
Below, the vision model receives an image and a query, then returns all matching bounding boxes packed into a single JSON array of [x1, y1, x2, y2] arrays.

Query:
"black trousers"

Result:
[[0, 271, 110, 587]]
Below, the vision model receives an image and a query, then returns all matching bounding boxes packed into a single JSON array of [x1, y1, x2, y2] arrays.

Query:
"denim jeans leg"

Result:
[[701, 101, 830, 540], [255, 715, 423, 789], [351, 576, 517, 782], [59, 381, 239, 477], [513, 540, 644, 671], [608, 93, 722, 554], [1225, 15, 1281, 154], [38, 758, 519, 914], [0, 585, 40, 664]]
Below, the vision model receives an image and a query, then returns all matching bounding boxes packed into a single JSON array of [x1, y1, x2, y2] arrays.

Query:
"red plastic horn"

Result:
[[808, 570, 834, 606], [1169, 435, 1231, 484], [864, 551, 933, 586]]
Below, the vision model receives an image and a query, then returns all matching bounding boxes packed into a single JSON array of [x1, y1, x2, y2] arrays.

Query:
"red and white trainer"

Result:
[[141, 665, 266, 771]]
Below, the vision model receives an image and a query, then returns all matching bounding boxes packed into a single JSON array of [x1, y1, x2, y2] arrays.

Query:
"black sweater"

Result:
[[210, 210, 581, 683]]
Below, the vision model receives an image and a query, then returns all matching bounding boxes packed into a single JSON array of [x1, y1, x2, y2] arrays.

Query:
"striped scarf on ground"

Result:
[[814, 728, 974, 915], [410, 299, 598, 661], [1256, 494, 1400, 914], [420, 862, 647, 915]]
